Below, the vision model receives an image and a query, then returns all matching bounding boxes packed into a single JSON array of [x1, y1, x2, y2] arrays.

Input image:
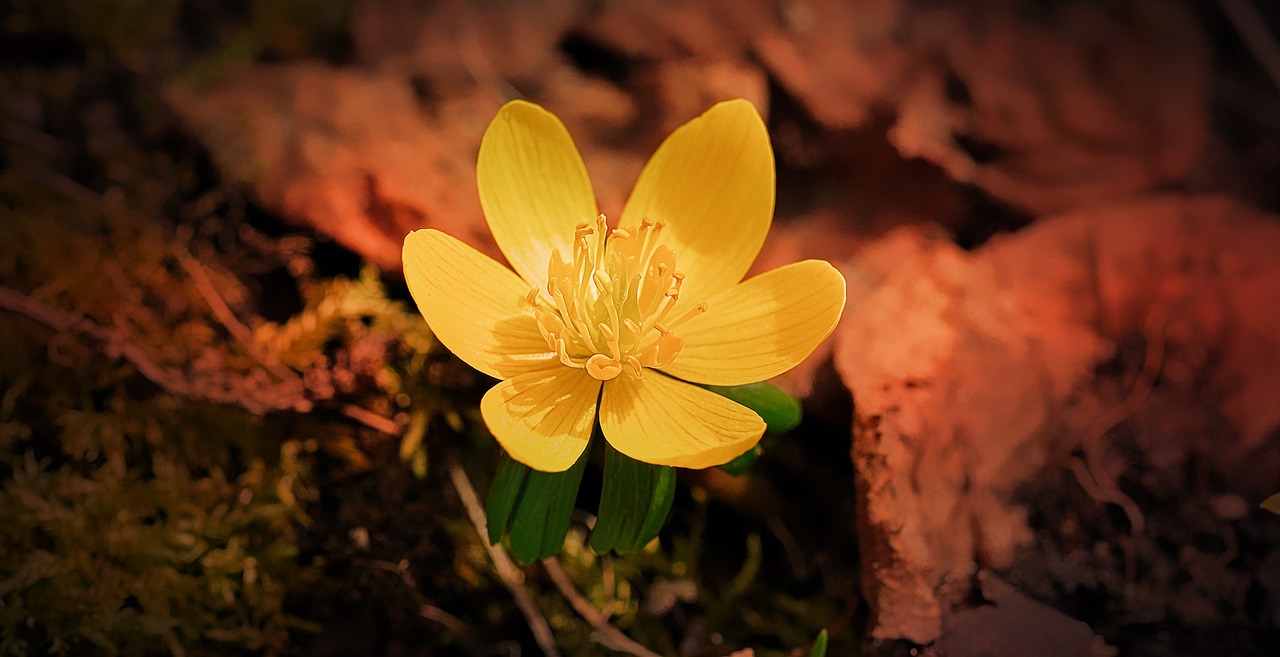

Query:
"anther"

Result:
[[525, 288, 539, 305], [586, 354, 622, 380]]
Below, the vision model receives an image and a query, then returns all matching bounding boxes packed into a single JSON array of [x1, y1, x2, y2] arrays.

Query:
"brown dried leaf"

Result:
[[576, 0, 759, 62], [889, 1, 1210, 215], [167, 63, 501, 272], [752, 0, 906, 129], [353, 0, 586, 86], [836, 195, 1280, 643]]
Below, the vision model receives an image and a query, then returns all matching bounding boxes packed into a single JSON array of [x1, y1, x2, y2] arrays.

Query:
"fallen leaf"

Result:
[[836, 194, 1280, 643], [167, 63, 499, 272]]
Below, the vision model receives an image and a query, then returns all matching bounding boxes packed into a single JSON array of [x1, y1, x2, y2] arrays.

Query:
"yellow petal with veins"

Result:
[[599, 373, 764, 469], [660, 260, 846, 386], [481, 368, 602, 472], [618, 99, 774, 309], [479, 100, 599, 292], [403, 229, 556, 379]]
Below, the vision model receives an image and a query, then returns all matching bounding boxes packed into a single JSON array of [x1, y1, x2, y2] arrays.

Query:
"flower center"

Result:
[[527, 214, 707, 381]]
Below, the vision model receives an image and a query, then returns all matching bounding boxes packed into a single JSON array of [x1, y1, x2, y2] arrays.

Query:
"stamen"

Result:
[[556, 339, 585, 369], [669, 301, 709, 329], [598, 321, 623, 363], [537, 215, 698, 381], [586, 354, 622, 380], [592, 270, 612, 294]]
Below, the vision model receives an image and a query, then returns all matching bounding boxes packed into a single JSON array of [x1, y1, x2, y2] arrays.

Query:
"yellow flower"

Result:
[[403, 99, 846, 472]]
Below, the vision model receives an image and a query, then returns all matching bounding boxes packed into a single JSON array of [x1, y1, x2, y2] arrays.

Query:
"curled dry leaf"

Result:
[[166, 63, 500, 272], [889, 1, 1210, 215], [751, 0, 906, 129], [835, 195, 1280, 643], [580, 0, 902, 129]]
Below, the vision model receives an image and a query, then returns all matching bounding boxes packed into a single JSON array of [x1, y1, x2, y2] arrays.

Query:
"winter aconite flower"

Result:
[[403, 99, 845, 472]]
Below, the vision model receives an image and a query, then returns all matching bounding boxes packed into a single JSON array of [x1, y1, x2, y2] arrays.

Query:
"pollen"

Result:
[[529, 214, 707, 380]]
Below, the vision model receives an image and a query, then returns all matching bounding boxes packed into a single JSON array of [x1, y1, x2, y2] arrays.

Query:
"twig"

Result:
[[1067, 459, 1138, 587], [1072, 306, 1171, 589], [172, 241, 299, 385], [0, 284, 308, 414], [766, 515, 810, 580], [447, 460, 562, 657], [542, 558, 662, 657], [418, 604, 466, 633], [340, 403, 404, 436], [1077, 309, 1167, 537], [362, 557, 466, 633], [0, 284, 198, 398]]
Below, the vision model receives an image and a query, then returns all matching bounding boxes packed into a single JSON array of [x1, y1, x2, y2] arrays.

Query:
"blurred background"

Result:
[[2, 0, 1280, 655]]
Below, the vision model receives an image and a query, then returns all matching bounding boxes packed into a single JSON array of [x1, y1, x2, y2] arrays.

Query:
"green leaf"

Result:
[[717, 444, 762, 476], [808, 629, 829, 657], [485, 454, 529, 545], [506, 449, 588, 564], [705, 381, 802, 434], [634, 463, 676, 550], [591, 443, 676, 554], [1262, 492, 1280, 516]]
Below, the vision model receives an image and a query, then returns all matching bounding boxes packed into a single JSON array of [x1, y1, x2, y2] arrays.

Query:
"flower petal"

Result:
[[599, 373, 764, 469], [403, 229, 556, 379], [619, 99, 774, 307], [478, 100, 599, 292], [481, 368, 602, 472], [661, 260, 846, 386]]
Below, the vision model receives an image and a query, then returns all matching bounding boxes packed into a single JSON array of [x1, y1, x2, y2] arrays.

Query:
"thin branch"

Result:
[[172, 242, 298, 385], [447, 460, 562, 657], [361, 557, 466, 633], [1078, 309, 1169, 537], [0, 284, 308, 414], [340, 403, 404, 436], [0, 284, 198, 398], [542, 558, 662, 657]]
